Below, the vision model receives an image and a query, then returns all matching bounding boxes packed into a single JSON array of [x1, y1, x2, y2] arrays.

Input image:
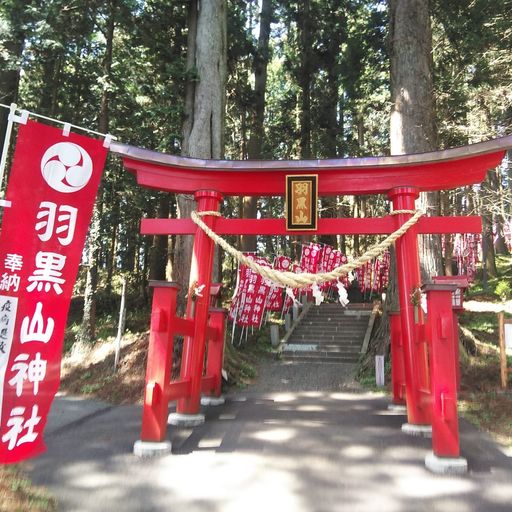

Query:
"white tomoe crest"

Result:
[[41, 142, 93, 193]]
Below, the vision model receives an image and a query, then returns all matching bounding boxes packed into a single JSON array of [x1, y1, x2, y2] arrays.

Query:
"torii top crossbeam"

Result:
[[111, 135, 512, 196]]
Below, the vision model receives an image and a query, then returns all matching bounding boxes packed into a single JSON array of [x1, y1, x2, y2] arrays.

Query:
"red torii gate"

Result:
[[112, 135, 512, 473]]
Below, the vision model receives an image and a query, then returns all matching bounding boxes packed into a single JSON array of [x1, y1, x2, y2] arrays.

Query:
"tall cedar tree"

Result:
[[174, 0, 227, 312], [389, 0, 442, 280]]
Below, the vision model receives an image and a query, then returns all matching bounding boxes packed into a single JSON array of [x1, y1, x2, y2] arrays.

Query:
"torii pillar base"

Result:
[[133, 440, 172, 458], [168, 412, 205, 427], [425, 452, 468, 475], [388, 404, 407, 413], [201, 395, 225, 406], [402, 423, 432, 437]]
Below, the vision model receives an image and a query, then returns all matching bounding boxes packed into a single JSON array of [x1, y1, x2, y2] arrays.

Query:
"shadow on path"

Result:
[[28, 360, 512, 512]]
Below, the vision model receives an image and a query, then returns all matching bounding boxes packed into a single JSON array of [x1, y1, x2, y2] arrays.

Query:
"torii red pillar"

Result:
[[388, 187, 431, 429], [177, 191, 223, 417]]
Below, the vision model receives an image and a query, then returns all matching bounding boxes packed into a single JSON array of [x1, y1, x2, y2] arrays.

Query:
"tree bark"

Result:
[[175, 0, 227, 312], [389, 0, 442, 281], [149, 194, 171, 281], [298, 0, 312, 160], [0, 1, 27, 145], [78, 0, 116, 344], [364, 0, 443, 368], [241, 0, 272, 253], [318, 4, 342, 247], [482, 213, 497, 279]]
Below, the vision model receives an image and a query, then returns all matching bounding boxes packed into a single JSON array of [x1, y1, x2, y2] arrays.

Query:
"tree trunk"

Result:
[[441, 190, 454, 275], [319, 9, 342, 248], [488, 168, 509, 255], [78, 0, 116, 344], [241, 0, 272, 253], [389, 0, 442, 281], [364, 0, 442, 367], [0, 2, 26, 145], [482, 213, 497, 279], [149, 194, 171, 281], [175, 0, 227, 312], [105, 177, 120, 293], [298, 0, 312, 159], [77, 204, 101, 344]]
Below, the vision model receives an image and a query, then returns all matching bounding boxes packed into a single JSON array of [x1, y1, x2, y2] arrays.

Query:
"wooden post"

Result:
[[140, 282, 179, 442], [388, 187, 431, 427], [204, 308, 227, 397], [177, 190, 223, 415], [499, 312, 508, 389], [423, 283, 467, 473], [389, 311, 406, 405]]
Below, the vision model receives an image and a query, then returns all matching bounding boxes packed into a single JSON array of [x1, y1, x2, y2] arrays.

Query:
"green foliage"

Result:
[[467, 255, 512, 301], [356, 356, 389, 391], [0, 0, 510, 331], [432, 0, 512, 144], [495, 280, 512, 301], [80, 375, 114, 395], [239, 361, 256, 380]]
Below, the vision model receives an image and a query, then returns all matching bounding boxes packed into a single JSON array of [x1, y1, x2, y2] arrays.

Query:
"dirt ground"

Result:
[[59, 332, 148, 405]]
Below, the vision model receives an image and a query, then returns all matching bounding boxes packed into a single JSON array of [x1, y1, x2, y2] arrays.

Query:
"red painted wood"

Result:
[[388, 188, 431, 426], [166, 380, 192, 401], [125, 137, 511, 448], [204, 309, 227, 397], [423, 285, 461, 457], [140, 215, 482, 236], [124, 151, 504, 196], [140, 283, 179, 442], [389, 312, 406, 405], [201, 375, 216, 394], [174, 317, 194, 337], [177, 191, 223, 415]]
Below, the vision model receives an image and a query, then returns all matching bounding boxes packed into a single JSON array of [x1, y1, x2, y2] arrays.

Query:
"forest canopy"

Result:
[[0, 0, 510, 322]]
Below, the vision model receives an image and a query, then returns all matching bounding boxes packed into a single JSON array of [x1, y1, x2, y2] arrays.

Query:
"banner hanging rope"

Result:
[[0, 103, 115, 141], [0, 103, 115, 207], [191, 209, 424, 289]]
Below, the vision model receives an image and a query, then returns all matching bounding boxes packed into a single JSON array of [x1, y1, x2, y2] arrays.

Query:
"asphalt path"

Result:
[[28, 361, 512, 512]]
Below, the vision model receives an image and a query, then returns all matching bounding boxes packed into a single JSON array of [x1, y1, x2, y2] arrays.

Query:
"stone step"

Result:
[[307, 307, 371, 313], [282, 353, 360, 363], [282, 302, 372, 363], [290, 332, 366, 341], [287, 348, 362, 356], [302, 315, 369, 322], [301, 319, 369, 325], [288, 340, 364, 349], [305, 315, 370, 322], [305, 313, 369, 323], [298, 326, 368, 334], [310, 303, 372, 310], [286, 337, 363, 346]]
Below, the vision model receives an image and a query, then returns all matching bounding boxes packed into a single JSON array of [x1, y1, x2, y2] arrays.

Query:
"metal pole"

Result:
[[0, 103, 17, 207]]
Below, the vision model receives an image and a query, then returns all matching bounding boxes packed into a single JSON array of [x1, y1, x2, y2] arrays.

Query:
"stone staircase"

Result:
[[281, 303, 373, 363]]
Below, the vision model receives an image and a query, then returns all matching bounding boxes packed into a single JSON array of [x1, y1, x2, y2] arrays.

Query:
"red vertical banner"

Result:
[[0, 120, 107, 463]]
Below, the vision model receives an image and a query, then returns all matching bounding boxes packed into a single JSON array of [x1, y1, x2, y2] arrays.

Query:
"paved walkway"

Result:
[[28, 360, 512, 512]]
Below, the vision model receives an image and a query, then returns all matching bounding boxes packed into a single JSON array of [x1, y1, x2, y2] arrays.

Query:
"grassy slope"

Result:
[[0, 465, 56, 512]]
